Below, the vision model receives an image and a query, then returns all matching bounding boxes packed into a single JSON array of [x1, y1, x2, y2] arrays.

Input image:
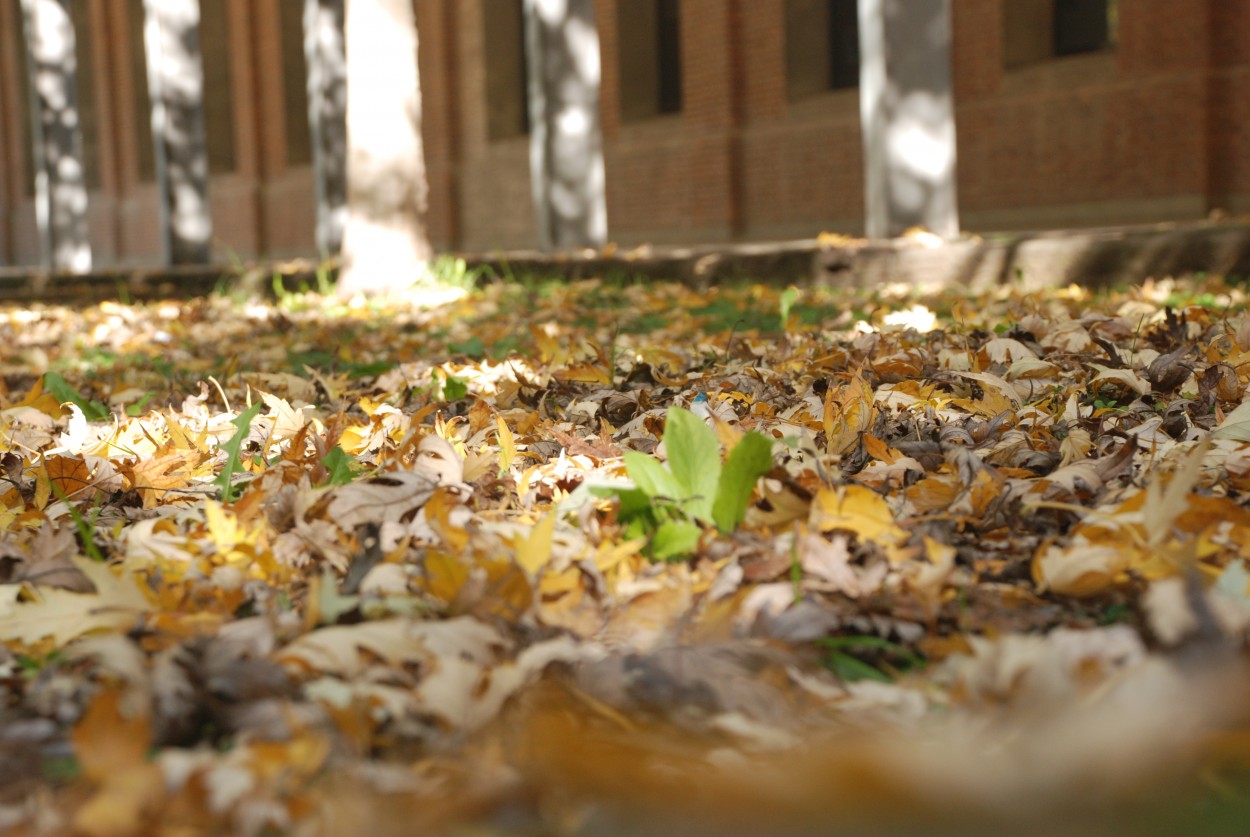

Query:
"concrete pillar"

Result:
[[141, 0, 212, 264], [20, 0, 90, 272], [857, 0, 959, 239], [303, 0, 347, 257], [337, 0, 431, 296], [523, 0, 607, 251]]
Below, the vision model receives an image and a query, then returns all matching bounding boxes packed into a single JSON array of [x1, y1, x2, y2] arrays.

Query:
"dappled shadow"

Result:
[[860, 0, 958, 239], [21, 0, 90, 272], [303, 0, 347, 258], [141, 0, 212, 264], [524, 0, 606, 251]]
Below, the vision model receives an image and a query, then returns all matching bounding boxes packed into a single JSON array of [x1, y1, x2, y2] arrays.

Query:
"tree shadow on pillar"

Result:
[[141, 0, 212, 265], [525, 0, 606, 252], [21, 0, 91, 272]]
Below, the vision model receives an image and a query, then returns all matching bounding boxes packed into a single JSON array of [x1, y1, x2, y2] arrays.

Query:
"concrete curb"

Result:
[[2, 221, 1249, 304]]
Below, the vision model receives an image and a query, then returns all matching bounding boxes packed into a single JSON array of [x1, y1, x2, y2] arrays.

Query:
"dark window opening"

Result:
[[279, 0, 312, 165], [828, 0, 859, 89], [656, 0, 682, 114], [484, 0, 529, 140], [1054, 0, 1113, 56], [1004, 0, 1116, 68], [786, 0, 858, 101], [618, 0, 682, 121]]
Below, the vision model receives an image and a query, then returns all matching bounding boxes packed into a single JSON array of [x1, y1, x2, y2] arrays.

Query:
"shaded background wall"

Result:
[[0, 0, 1248, 265]]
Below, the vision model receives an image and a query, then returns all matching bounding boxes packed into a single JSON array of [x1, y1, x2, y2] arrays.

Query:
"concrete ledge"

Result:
[[2, 221, 1249, 305], [465, 220, 1250, 291], [836, 222, 1250, 293], [0, 261, 328, 303]]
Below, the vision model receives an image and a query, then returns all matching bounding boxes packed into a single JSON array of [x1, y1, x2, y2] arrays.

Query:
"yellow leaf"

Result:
[[422, 549, 470, 604], [13, 376, 64, 419], [556, 361, 613, 385], [0, 556, 150, 647], [1032, 532, 1133, 596], [497, 414, 517, 473], [163, 409, 209, 453], [810, 485, 908, 555], [72, 684, 151, 782], [71, 685, 160, 837], [516, 512, 557, 575], [424, 487, 470, 551], [203, 499, 267, 569], [593, 537, 645, 574], [0, 499, 17, 532], [823, 375, 875, 455]]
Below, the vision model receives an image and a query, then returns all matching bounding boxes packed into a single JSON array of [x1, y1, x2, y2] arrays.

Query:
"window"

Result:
[[279, 0, 312, 166], [655, 0, 682, 114], [1053, 0, 1114, 56], [1004, 0, 1116, 68], [786, 0, 859, 99], [483, 0, 529, 140], [617, 0, 682, 121]]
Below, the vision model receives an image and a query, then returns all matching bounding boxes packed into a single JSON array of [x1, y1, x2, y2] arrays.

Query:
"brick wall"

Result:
[[952, 0, 1219, 230], [415, 0, 460, 251], [3, 1, 1250, 267], [447, 0, 1246, 247], [444, 0, 537, 252]]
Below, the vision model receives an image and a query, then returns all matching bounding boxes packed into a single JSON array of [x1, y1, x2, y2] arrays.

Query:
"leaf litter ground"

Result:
[[3, 275, 1250, 833]]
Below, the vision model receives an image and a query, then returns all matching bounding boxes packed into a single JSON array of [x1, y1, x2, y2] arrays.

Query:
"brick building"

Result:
[[1, 0, 1248, 267]]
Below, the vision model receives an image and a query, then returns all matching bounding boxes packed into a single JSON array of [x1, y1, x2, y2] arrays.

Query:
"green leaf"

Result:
[[815, 635, 926, 669], [779, 286, 799, 330], [320, 445, 359, 486], [124, 392, 156, 417], [824, 652, 893, 684], [442, 374, 468, 401], [608, 485, 658, 523], [449, 336, 486, 358], [649, 519, 702, 561], [214, 401, 263, 502], [712, 432, 773, 532], [43, 372, 109, 421], [623, 450, 685, 502], [663, 407, 720, 522]]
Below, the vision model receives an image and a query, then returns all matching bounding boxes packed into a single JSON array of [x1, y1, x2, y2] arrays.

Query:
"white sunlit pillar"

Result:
[[141, 0, 212, 264], [523, 0, 607, 251], [303, 0, 347, 258], [858, 0, 959, 240], [336, 0, 431, 296], [20, 0, 91, 272]]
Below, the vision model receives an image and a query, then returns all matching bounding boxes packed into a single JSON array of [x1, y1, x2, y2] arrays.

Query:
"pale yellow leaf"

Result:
[[516, 511, 557, 575], [497, 414, 517, 473], [0, 556, 150, 647]]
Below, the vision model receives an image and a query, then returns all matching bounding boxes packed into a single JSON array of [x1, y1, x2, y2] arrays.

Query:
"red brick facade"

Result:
[[1, 1, 1248, 266]]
